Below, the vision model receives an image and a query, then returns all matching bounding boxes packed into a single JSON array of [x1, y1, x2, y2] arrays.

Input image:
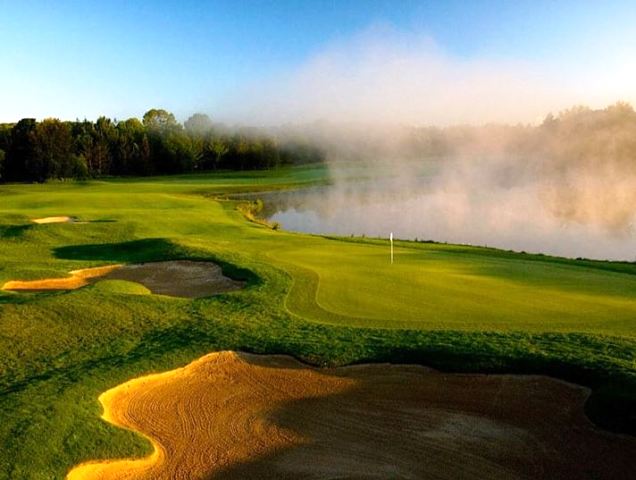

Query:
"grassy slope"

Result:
[[0, 165, 635, 479]]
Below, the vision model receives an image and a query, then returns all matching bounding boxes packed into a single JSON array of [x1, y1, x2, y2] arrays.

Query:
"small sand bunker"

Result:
[[2, 261, 243, 298], [67, 351, 636, 480], [2, 265, 122, 291], [32, 216, 75, 224]]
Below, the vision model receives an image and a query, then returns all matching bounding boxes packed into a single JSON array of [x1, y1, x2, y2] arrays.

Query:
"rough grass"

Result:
[[0, 164, 635, 479]]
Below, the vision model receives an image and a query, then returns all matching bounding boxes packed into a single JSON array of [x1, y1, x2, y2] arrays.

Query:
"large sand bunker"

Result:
[[2, 261, 243, 298], [103, 261, 243, 298], [67, 351, 636, 480]]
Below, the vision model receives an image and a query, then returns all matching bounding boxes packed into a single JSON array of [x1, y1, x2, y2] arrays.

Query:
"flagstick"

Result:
[[390, 232, 394, 264]]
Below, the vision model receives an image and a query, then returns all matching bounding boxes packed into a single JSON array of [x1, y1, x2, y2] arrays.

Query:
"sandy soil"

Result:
[[32, 216, 74, 224], [1, 265, 122, 291], [66, 351, 636, 480], [2, 260, 242, 298], [104, 260, 244, 298]]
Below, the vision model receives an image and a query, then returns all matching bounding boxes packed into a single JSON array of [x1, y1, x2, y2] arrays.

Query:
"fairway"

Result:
[[0, 166, 635, 478], [3, 168, 636, 334]]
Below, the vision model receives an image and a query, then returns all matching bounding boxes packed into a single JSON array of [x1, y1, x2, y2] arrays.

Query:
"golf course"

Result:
[[6, 2, 636, 478], [0, 164, 634, 478]]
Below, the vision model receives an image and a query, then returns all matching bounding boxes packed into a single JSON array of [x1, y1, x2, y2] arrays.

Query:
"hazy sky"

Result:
[[1, 0, 635, 124]]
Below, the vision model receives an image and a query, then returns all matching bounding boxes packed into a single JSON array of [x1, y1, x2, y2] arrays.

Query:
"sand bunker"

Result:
[[32, 216, 74, 224], [67, 351, 636, 480], [103, 261, 243, 298], [2, 261, 243, 298], [1, 265, 122, 291]]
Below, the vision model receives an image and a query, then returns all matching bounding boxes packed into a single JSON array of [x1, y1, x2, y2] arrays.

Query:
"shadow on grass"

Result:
[[0, 293, 32, 304], [54, 238, 186, 263], [0, 224, 33, 239]]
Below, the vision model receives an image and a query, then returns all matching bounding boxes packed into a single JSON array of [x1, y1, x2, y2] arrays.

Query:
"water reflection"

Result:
[[253, 182, 636, 261]]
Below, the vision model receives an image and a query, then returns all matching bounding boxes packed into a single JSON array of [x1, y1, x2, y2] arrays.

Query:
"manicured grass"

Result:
[[276, 238, 636, 333], [0, 164, 635, 479]]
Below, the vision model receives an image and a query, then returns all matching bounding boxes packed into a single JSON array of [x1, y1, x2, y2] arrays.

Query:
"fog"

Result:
[[260, 107, 636, 261], [224, 27, 634, 126], [225, 28, 636, 261]]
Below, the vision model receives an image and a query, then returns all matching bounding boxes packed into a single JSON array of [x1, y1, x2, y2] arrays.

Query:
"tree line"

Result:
[[0, 109, 324, 182]]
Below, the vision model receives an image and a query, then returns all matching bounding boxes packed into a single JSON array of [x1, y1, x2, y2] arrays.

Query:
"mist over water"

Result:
[[260, 156, 636, 261]]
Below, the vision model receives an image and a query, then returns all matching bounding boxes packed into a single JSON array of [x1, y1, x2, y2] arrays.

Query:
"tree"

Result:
[[142, 109, 187, 173], [0, 109, 321, 182], [208, 138, 229, 170], [0, 124, 11, 152], [72, 120, 109, 177], [33, 119, 73, 180], [142, 109, 177, 131], [115, 118, 152, 175], [92, 117, 116, 175], [184, 113, 213, 136], [0, 149, 5, 180], [162, 131, 196, 173], [605, 101, 634, 116], [6, 119, 37, 181]]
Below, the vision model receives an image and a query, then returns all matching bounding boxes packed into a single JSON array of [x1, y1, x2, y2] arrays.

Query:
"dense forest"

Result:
[[0, 109, 324, 182], [2, 102, 635, 185]]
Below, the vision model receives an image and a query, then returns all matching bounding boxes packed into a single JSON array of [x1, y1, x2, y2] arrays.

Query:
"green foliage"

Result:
[[90, 280, 152, 295], [142, 108, 178, 131], [113, 117, 151, 176], [184, 113, 213, 135], [0, 110, 326, 183], [6, 118, 37, 181]]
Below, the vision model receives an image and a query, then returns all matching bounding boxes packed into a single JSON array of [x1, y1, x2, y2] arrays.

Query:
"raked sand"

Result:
[[67, 351, 636, 480], [32, 216, 74, 224]]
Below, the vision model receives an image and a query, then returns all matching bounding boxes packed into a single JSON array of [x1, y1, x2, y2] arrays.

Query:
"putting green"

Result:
[[276, 241, 636, 333]]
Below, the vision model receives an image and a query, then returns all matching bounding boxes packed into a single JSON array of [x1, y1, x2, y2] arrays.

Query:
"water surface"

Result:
[[256, 181, 636, 261]]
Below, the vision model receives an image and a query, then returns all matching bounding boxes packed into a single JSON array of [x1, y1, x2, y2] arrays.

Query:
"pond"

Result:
[[253, 179, 636, 262]]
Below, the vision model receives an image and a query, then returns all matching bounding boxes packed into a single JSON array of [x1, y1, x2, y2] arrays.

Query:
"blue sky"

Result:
[[1, 1, 635, 123]]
